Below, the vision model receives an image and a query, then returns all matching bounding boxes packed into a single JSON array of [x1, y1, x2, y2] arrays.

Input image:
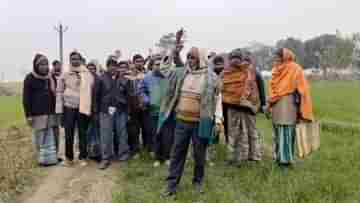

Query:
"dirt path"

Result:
[[20, 136, 120, 203]]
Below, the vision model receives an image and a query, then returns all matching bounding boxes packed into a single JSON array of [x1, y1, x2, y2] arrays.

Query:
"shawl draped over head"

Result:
[[222, 63, 260, 114], [269, 48, 314, 121], [157, 47, 221, 142], [32, 53, 56, 93], [187, 47, 208, 69]]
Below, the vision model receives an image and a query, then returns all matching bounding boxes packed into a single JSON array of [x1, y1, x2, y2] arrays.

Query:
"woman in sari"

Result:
[[267, 48, 314, 166]]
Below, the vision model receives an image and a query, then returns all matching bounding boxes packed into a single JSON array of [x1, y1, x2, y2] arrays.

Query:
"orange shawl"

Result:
[[222, 64, 260, 113], [269, 48, 314, 121]]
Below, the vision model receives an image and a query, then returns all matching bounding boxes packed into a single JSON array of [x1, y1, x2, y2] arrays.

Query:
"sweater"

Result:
[[157, 66, 222, 142], [57, 71, 81, 109], [56, 65, 94, 115], [176, 69, 206, 122], [142, 71, 165, 116]]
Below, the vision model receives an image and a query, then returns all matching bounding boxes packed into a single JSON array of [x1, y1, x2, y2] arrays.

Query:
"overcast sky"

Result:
[[1, 0, 359, 80]]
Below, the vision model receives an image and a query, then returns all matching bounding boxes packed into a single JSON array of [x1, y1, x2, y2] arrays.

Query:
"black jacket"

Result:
[[97, 72, 130, 114], [88, 72, 100, 116], [23, 73, 55, 118], [255, 70, 266, 108]]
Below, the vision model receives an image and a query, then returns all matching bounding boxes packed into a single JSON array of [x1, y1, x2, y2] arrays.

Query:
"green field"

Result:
[[0, 83, 34, 203], [312, 81, 360, 123], [0, 96, 24, 128], [0, 81, 359, 203], [0, 82, 24, 128], [113, 80, 360, 203]]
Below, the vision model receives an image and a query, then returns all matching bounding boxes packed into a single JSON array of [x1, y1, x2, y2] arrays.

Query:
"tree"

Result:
[[307, 31, 355, 79], [245, 42, 275, 70], [350, 33, 360, 70], [276, 37, 306, 67], [304, 34, 338, 68]]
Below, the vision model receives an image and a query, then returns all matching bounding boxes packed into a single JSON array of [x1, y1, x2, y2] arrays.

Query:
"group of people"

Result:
[[23, 43, 314, 196]]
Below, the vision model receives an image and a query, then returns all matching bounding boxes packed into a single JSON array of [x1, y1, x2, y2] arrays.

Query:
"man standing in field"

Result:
[[86, 61, 102, 161], [206, 55, 225, 167], [159, 47, 222, 196], [97, 57, 131, 170], [56, 51, 94, 167], [51, 60, 63, 161], [222, 49, 262, 166], [142, 54, 177, 167], [127, 54, 151, 157]]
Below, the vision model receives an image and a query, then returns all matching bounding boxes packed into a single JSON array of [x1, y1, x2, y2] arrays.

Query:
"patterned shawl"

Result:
[[222, 64, 260, 114]]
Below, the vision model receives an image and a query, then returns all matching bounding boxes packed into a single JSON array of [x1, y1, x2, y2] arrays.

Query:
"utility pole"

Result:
[[54, 23, 68, 65]]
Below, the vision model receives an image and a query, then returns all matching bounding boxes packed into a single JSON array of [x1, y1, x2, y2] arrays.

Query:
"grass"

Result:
[[0, 83, 35, 203], [113, 120, 360, 203], [0, 126, 37, 203], [0, 96, 25, 128], [311, 80, 360, 123], [0, 80, 359, 202], [113, 80, 360, 203]]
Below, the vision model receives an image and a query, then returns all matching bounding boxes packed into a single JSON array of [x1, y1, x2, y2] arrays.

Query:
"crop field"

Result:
[[113, 80, 360, 203], [0, 81, 359, 203]]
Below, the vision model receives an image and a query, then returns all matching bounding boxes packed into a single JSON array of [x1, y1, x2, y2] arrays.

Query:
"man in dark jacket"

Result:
[[97, 57, 131, 170], [86, 61, 101, 161], [51, 60, 63, 159], [23, 54, 58, 166]]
